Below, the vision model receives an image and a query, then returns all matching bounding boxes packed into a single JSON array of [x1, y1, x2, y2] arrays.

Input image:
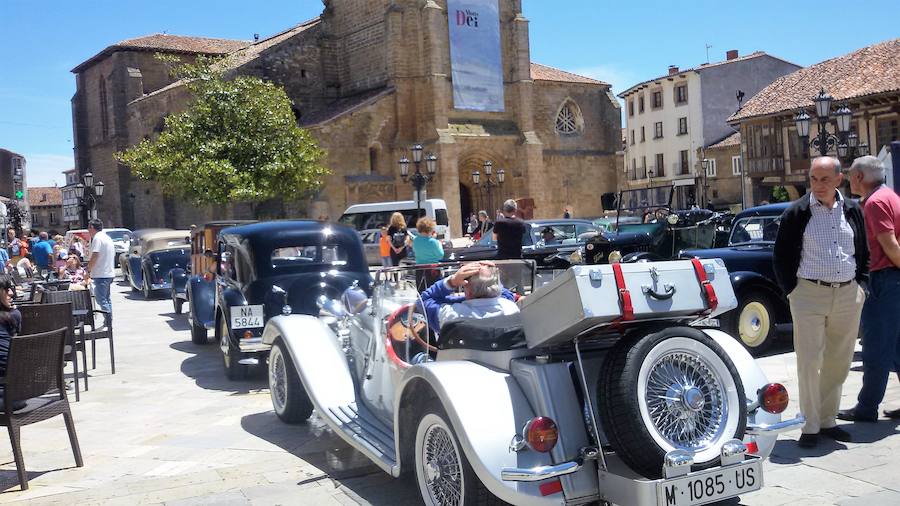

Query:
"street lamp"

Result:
[[794, 88, 869, 160], [471, 160, 505, 214], [75, 171, 105, 227], [700, 158, 710, 208], [398, 144, 438, 222]]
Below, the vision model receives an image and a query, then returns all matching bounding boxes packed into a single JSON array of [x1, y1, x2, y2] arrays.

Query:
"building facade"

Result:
[[27, 187, 63, 234], [61, 168, 81, 229], [0, 149, 31, 230], [729, 38, 900, 205], [71, 0, 622, 234], [619, 50, 800, 209], [696, 132, 743, 210]]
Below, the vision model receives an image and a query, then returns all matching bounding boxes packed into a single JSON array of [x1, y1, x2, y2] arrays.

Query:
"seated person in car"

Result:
[[418, 261, 519, 332]]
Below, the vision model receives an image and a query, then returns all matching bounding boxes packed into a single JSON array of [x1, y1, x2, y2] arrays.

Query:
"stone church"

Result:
[[71, 0, 622, 235]]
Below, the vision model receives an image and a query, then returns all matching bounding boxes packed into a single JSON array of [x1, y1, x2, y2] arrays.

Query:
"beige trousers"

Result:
[[789, 279, 865, 434]]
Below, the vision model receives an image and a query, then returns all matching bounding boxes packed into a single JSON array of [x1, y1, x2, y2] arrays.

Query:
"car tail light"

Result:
[[539, 480, 563, 496], [242, 330, 253, 340], [759, 383, 789, 414], [524, 416, 558, 453], [203, 272, 214, 282], [745, 441, 759, 454]]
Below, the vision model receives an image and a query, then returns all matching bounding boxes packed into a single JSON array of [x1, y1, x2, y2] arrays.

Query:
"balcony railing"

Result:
[[672, 162, 691, 176], [747, 157, 785, 176]]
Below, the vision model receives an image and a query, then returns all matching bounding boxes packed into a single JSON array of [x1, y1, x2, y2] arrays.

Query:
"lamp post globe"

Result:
[[425, 154, 438, 175], [74, 183, 85, 199], [794, 111, 812, 138], [834, 104, 853, 134], [814, 88, 833, 119], [411, 144, 423, 163], [497, 168, 505, 184], [83, 172, 94, 188], [94, 180, 105, 197], [399, 157, 410, 179]]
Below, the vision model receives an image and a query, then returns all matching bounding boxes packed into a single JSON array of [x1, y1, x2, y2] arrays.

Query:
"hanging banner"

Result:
[[447, 0, 504, 112]]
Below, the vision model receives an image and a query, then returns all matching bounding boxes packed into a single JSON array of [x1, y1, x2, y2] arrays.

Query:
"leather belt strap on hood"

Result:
[[690, 258, 718, 314]]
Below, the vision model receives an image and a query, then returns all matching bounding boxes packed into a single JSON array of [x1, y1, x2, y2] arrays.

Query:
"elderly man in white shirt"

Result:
[[418, 261, 519, 332]]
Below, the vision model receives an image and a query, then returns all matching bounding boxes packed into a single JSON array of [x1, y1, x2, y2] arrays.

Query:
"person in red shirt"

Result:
[[841, 155, 900, 422]]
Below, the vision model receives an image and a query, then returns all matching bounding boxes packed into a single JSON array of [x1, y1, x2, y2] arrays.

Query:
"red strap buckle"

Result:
[[690, 258, 718, 313], [612, 263, 634, 321]]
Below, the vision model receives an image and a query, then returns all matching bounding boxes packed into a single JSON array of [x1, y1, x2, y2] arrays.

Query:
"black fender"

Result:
[[170, 268, 189, 296], [217, 287, 248, 344], [622, 251, 664, 263], [188, 276, 217, 329], [128, 256, 143, 289], [728, 271, 789, 321]]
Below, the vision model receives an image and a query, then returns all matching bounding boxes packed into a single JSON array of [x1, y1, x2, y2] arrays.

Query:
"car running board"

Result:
[[325, 402, 397, 474]]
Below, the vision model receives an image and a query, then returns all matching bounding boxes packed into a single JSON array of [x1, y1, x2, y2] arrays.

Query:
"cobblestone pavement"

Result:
[[0, 280, 896, 505]]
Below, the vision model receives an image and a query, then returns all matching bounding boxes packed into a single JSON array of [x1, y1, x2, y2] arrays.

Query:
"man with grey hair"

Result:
[[419, 261, 519, 331], [493, 199, 527, 259], [773, 156, 868, 448], [839, 155, 900, 422]]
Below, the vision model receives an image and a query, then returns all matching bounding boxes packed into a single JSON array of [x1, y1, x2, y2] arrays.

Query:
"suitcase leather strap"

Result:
[[690, 258, 718, 314], [612, 263, 635, 322]]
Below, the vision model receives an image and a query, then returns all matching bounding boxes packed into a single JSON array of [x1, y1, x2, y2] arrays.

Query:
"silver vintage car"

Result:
[[263, 260, 803, 505]]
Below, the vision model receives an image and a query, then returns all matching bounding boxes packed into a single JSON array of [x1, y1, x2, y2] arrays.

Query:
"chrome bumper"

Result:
[[150, 282, 171, 290], [501, 460, 582, 482], [745, 414, 806, 436], [237, 337, 270, 354]]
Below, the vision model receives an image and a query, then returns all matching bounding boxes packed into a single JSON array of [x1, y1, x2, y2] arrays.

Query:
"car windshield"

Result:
[[106, 230, 131, 241], [729, 216, 781, 245], [271, 244, 349, 267]]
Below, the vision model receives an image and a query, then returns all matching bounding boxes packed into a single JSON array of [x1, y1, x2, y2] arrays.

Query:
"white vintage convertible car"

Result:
[[263, 259, 804, 506]]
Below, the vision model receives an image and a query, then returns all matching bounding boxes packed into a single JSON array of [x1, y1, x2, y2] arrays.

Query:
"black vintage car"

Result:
[[126, 230, 191, 299], [581, 186, 720, 265], [445, 219, 601, 268], [681, 203, 789, 355], [209, 221, 371, 380]]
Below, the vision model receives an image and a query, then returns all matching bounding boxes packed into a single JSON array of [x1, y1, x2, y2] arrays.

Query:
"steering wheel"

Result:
[[386, 303, 438, 353]]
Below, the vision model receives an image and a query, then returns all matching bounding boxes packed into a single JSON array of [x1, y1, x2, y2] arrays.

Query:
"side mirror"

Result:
[[341, 285, 368, 315], [317, 295, 347, 319]]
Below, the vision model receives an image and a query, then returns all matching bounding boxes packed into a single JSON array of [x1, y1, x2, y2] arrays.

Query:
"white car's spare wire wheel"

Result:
[[598, 326, 747, 478]]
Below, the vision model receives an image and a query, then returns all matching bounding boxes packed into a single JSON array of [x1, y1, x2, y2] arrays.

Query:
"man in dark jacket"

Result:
[[773, 156, 868, 448]]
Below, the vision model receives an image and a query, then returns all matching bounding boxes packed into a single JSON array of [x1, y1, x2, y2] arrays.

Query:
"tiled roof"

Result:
[[218, 19, 320, 71], [531, 63, 608, 86], [27, 187, 62, 207], [618, 51, 796, 98], [300, 87, 396, 127], [708, 132, 741, 149], [730, 38, 900, 122], [73, 34, 249, 73]]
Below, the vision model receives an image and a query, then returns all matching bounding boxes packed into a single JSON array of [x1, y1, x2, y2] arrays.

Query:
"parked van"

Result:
[[338, 199, 451, 240]]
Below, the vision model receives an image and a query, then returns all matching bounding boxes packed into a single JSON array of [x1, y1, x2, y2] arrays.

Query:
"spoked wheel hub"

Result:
[[269, 348, 287, 411], [422, 424, 462, 505]]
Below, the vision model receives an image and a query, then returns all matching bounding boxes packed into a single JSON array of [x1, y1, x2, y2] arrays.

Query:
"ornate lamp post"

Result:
[[794, 88, 869, 159], [399, 144, 438, 222], [471, 160, 505, 214], [73, 171, 105, 228], [700, 158, 710, 208]]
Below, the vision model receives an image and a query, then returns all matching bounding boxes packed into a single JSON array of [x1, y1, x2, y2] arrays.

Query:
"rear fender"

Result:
[[396, 362, 560, 506], [702, 328, 782, 459], [170, 268, 188, 295], [262, 315, 356, 417], [188, 276, 216, 328], [128, 256, 143, 288]]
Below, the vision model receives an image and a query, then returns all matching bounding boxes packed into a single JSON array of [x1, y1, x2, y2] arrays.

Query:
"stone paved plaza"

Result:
[[0, 280, 896, 505]]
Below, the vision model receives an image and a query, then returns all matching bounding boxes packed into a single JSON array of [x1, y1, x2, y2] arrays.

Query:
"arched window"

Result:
[[99, 76, 110, 139], [555, 100, 583, 136]]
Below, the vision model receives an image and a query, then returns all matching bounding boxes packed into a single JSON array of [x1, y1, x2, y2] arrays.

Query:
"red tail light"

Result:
[[203, 272, 214, 282], [524, 417, 558, 453], [242, 330, 254, 340], [759, 383, 789, 414], [539, 479, 563, 496], [745, 441, 759, 454]]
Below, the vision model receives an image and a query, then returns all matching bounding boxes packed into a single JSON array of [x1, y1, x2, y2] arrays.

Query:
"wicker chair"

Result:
[[41, 289, 115, 374], [1, 328, 84, 490], [19, 302, 89, 401]]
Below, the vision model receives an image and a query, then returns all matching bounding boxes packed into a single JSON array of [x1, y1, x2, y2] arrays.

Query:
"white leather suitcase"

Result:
[[518, 259, 737, 348]]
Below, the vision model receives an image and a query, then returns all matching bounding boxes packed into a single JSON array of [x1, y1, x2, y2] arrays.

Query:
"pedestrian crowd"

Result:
[[773, 155, 900, 449]]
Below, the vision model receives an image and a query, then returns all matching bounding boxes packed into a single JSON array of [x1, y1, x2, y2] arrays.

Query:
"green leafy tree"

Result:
[[772, 186, 790, 203], [116, 56, 328, 209]]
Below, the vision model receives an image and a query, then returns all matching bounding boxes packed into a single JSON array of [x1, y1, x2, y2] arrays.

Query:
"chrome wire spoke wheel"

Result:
[[637, 337, 741, 464], [416, 413, 465, 506], [269, 346, 287, 412]]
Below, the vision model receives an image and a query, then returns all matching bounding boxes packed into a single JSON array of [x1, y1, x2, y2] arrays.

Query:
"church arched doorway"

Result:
[[459, 183, 474, 232]]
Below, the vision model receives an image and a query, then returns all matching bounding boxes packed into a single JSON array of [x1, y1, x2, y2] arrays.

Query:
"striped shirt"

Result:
[[797, 191, 857, 283]]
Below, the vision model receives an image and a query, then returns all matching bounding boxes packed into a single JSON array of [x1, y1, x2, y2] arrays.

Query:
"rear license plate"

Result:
[[657, 460, 761, 506], [231, 305, 264, 329]]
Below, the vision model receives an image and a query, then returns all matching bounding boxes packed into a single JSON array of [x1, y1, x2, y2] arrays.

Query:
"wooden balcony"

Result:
[[747, 157, 785, 176]]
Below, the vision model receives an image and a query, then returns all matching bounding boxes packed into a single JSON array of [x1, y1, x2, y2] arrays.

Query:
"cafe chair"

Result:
[[0, 328, 84, 490], [42, 289, 115, 374], [19, 302, 89, 402]]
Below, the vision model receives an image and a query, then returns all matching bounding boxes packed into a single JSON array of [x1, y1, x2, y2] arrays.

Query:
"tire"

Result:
[[268, 340, 313, 423], [173, 296, 183, 314], [721, 290, 777, 356], [598, 327, 747, 479], [414, 400, 501, 506], [142, 273, 153, 299], [219, 317, 248, 380], [190, 312, 207, 344]]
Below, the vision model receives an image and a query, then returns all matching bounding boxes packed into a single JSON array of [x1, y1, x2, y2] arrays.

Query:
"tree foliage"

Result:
[[5, 201, 26, 237], [116, 56, 328, 206]]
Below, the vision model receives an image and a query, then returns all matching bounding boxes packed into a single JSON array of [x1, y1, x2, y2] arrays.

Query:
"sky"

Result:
[[2, 0, 897, 189]]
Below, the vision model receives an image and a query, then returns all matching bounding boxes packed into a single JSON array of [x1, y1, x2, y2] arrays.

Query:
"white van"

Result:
[[338, 199, 451, 240]]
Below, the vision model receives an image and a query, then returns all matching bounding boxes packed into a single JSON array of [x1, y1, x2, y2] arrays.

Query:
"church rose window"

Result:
[[555, 101, 582, 135]]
